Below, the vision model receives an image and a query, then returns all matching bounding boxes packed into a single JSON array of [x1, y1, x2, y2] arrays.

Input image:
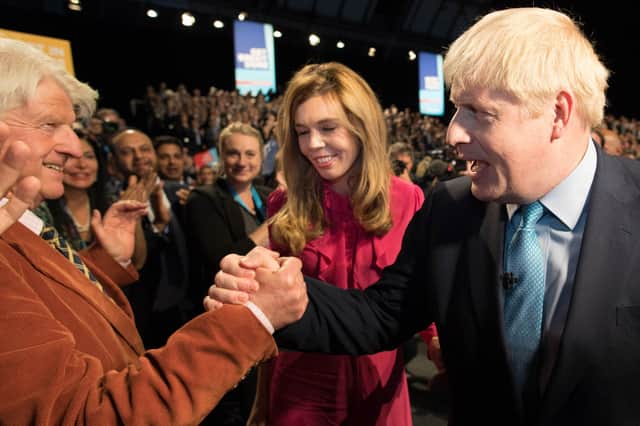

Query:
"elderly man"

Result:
[[0, 38, 305, 425], [213, 8, 640, 426]]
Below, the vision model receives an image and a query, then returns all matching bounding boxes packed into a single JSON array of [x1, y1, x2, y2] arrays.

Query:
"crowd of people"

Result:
[[1, 6, 640, 426]]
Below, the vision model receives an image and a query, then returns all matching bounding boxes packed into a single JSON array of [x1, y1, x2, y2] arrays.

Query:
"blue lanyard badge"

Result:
[[229, 184, 266, 223]]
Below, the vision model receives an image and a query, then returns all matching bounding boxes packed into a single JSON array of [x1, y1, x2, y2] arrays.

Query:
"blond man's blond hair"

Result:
[[443, 8, 609, 128]]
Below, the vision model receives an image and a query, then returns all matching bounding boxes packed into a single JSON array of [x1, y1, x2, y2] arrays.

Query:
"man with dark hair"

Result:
[[388, 141, 416, 183], [110, 129, 193, 348], [154, 135, 192, 209]]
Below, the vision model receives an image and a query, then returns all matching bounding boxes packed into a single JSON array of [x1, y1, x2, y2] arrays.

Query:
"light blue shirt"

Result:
[[504, 139, 597, 389]]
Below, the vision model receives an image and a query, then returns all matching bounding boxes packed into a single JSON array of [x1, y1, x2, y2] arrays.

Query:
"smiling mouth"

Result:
[[44, 164, 63, 173], [315, 155, 336, 165]]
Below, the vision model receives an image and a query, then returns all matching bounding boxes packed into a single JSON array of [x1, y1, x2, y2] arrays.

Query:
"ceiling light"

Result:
[[213, 20, 224, 29], [146, 9, 158, 18], [368, 47, 376, 57], [273, 30, 282, 38], [68, 0, 81, 11], [238, 12, 247, 21], [309, 34, 320, 46], [336, 41, 345, 49], [408, 50, 417, 61], [181, 12, 196, 27]]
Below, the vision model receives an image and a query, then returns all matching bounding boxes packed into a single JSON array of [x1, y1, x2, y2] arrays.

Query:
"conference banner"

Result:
[[234, 20, 276, 96], [194, 146, 220, 170], [0, 28, 75, 75], [418, 52, 444, 116]]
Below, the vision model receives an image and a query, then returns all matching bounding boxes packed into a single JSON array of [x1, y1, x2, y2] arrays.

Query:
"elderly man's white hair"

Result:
[[0, 38, 98, 119]]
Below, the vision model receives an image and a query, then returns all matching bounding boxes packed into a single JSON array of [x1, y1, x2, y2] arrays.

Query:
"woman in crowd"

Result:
[[185, 121, 271, 425], [252, 62, 426, 425], [186, 121, 271, 293]]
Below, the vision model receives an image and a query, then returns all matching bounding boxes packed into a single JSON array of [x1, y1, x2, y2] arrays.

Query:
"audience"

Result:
[[185, 122, 271, 425]]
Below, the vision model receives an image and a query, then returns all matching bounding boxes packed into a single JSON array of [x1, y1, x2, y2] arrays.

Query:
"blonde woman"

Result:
[[255, 62, 425, 425]]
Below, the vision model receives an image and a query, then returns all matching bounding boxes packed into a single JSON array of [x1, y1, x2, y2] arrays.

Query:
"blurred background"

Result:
[[0, 0, 636, 123]]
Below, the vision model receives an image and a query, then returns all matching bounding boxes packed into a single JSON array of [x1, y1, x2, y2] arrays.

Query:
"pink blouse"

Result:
[[265, 176, 425, 425], [268, 176, 424, 289]]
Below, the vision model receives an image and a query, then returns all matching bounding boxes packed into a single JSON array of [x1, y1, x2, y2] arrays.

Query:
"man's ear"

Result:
[[551, 91, 573, 140]]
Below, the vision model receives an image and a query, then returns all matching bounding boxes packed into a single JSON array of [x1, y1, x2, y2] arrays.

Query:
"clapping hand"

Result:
[[119, 173, 157, 203], [119, 172, 171, 233], [91, 200, 147, 263], [176, 187, 192, 205]]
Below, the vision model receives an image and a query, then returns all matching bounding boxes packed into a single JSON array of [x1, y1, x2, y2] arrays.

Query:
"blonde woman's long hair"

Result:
[[270, 62, 392, 255]]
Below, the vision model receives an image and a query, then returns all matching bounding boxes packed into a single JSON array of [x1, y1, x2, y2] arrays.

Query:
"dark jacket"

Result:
[[276, 147, 640, 426], [185, 177, 271, 314]]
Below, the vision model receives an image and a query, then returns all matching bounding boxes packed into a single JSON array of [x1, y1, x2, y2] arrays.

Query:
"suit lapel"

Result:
[[467, 199, 514, 368], [3, 223, 144, 354], [467, 200, 505, 325], [539, 153, 640, 420]]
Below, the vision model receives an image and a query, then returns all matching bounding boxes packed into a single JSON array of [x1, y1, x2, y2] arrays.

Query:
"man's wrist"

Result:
[[244, 301, 274, 334]]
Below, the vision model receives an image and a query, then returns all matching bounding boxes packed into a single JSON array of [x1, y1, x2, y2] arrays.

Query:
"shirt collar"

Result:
[[506, 138, 597, 230], [0, 198, 45, 235]]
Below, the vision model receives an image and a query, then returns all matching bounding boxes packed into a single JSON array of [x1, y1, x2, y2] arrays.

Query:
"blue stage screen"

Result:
[[234, 20, 276, 96], [418, 52, 444, 116]]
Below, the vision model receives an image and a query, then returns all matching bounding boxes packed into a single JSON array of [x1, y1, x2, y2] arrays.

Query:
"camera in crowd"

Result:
[[102, 120, 120, 136]]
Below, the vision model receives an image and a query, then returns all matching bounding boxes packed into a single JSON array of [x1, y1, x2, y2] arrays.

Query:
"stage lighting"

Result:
[[309, 34, 320, 46], [181, 12, 196, 27], [337, 41, 345, 49], [213, 20, 224, 29], [368, 47, 376, 57], [146, 9, 158, 18], [68, 0, 81, 11], [273, 30, 282, 38], [408, 50, 417, 61]]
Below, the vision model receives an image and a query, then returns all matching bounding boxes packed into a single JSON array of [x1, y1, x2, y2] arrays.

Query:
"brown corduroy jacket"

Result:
[[0, 221, 277, 425]]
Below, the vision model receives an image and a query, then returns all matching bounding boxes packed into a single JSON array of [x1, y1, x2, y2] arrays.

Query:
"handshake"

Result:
[[206, 247, 309, 331]]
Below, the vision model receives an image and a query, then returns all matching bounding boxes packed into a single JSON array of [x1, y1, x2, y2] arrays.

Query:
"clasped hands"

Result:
[[206, 247, 308, 331]]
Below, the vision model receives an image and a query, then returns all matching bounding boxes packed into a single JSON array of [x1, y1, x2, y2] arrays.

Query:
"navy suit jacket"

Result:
[[276, 147, 640, 425]]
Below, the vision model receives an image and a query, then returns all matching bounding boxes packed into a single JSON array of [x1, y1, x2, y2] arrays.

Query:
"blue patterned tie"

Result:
[[40, 226, 104, 293], [503, 201, 545, 393]]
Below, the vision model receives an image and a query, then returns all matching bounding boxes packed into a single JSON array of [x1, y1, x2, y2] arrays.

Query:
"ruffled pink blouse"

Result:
[[265, 176, 425, 425]]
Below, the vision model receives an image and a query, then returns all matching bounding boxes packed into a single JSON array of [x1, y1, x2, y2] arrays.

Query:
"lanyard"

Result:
[[228, 183, 266, 223]]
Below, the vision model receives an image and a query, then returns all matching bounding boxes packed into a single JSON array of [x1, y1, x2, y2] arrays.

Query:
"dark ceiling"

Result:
[[0, 0, 636, 117], [0, 0, 597, 56], [170, 0, 495, 54]]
